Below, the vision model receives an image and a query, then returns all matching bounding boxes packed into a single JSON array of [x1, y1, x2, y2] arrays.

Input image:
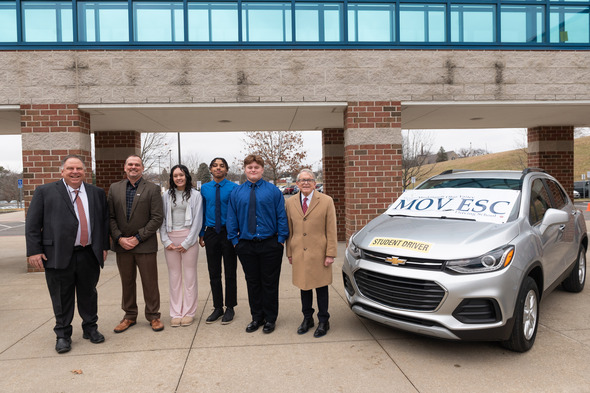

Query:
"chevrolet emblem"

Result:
[[385, 256, 407, 265]]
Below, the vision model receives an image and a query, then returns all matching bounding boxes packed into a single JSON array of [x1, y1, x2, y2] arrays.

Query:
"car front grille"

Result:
[[361, 249, 445, 271], [354, 269, 446, 311]]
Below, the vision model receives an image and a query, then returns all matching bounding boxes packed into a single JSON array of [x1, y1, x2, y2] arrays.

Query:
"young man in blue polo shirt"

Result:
[[227, 154, 289, 334], [199, 157, 238, 324]]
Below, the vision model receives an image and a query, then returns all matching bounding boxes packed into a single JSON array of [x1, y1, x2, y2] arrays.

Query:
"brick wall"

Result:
[[527, 126, 574, 198], [322, 128, 345, 241], [94, 131, 141, 193], [345, 102, 403, 240]]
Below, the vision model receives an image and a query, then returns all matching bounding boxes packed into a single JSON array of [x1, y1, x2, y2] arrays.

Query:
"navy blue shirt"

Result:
[[227, 179, 289, 245], [199, 178, 238, 237]]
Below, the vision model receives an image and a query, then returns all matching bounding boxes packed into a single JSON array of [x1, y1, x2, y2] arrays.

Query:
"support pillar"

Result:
[[527, 126, 574, 197], [94, 131, 141, 194], [21, 104, 92, 272], [322, 128, 345, 241], [344, 101, 403, 241]]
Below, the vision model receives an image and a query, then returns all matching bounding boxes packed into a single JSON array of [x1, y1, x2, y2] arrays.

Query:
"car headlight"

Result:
[[347, 234, 361, 259], [446, 246, 515, 274]]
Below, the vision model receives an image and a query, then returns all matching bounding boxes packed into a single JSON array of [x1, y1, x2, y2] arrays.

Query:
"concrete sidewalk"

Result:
[[1, 210, 590, 392]]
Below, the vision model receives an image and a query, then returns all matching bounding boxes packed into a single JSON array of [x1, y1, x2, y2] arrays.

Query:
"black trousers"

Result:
[[235, 237, 283, 323], [301, 286, 330, 323], [45, 246, 101, 339], [204, 227, 237, 309]]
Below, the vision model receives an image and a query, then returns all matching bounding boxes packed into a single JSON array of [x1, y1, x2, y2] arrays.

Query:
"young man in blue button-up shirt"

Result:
[[227, 154, 289, 334]]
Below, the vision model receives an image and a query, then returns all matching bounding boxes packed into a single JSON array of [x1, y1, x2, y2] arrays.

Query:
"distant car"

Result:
[[283, 185, 299, 195], [573, 190, 580, 199], [343, 169, 587, 352]]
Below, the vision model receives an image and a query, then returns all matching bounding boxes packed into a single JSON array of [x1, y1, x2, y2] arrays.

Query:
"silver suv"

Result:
[[343, 169, 587, 352]]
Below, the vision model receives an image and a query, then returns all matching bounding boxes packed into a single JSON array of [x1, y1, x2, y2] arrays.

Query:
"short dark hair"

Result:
[[60, 154, 85, 169], [125, 154, 144, 166], [209, 157, 229, 170]]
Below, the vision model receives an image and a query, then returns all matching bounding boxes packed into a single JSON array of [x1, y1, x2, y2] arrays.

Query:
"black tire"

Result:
[[562, 245, 587, 293], [502, 277, 539, 353]]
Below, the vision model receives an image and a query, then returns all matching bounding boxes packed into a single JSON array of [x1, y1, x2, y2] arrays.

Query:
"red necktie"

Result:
[[302, 197, 308, 214], [75, 190, 89, 247]]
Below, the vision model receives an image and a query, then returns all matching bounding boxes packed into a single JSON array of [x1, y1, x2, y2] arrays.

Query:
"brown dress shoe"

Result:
[[150, 318, 164, 332], [114, 318, 136, 333]]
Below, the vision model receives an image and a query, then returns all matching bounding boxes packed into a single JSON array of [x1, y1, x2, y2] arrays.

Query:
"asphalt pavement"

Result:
[[1, 209, 590, 393]]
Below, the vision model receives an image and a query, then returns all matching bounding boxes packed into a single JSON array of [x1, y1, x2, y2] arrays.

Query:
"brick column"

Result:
[[322, 128, 345, 241], [21, 104, 92, 271], [95, 131, 141, 194], [527, 126, 574, 197], [344, 101, 403, 241]]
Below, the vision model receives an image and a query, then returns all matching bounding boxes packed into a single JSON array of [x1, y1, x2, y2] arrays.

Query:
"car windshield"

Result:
[[417, 178, 522, 190]]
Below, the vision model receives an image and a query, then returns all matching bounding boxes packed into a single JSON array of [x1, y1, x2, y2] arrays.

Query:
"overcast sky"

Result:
[[0, 128, 525, 173]]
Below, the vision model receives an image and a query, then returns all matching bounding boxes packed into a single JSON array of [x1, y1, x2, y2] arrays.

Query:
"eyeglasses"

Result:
[[297, 179, 315, 183]]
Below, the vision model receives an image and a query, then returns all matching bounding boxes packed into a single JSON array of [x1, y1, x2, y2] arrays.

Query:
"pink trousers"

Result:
[[163, 229, 199, 318]]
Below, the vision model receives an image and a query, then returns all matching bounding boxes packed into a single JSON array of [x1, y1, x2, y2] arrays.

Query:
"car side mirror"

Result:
[[538, 208, 569, 235]]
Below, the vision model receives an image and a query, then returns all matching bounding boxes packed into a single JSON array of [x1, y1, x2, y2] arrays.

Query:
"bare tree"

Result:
[[513, 129, 528, 169], [0, 166, 21, 201], [457, 147, 489, 158], [402, 130, 436, 190], [141, 133, 173, 173], [241, 131, 308, 184]]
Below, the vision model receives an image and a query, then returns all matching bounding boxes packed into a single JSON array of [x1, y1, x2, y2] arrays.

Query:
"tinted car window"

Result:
[[546, 179, 567, 209], [418, 178, 521, 190], [529, 179, 551, 225]]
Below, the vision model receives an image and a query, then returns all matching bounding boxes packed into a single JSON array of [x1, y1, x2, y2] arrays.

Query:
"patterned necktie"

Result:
[[248, 184, 256, 234], [74, 190, 89, 247], [302, 197, 308, 214], [215, 183, 222, 234]]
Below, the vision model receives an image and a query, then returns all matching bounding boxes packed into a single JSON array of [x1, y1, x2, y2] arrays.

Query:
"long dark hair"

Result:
[[168, 164, 192, 205]]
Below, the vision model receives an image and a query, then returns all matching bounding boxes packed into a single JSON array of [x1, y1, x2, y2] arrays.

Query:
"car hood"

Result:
[[354, 214, 520, 260]]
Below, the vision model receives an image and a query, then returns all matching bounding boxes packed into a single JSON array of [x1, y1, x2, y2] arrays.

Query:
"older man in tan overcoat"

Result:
[[286, 168, 337, 338]]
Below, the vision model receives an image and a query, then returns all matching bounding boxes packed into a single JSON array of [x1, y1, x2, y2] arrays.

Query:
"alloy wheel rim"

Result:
[[523, 289, 538, 341], [578, 253, 586, 285]]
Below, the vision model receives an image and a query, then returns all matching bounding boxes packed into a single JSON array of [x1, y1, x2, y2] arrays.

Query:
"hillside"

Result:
[[410, 135, 590, 185]]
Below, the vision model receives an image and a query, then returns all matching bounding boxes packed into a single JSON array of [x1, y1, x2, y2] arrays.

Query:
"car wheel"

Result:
[[502, 277, 539, 353], [562, 245, 586, 293]]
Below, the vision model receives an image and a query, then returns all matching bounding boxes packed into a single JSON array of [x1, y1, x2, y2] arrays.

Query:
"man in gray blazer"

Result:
[[108, 155, 164, 333], [26, 155, 110, 354]]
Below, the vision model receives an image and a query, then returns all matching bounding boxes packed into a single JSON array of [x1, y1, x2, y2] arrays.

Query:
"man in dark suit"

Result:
[[26, 155, 110, 354], [108, 154, 164, 333]]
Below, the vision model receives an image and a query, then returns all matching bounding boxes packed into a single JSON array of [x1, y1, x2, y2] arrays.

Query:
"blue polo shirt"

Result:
[[199, 178, 238, 237], [227, 179, 289, 245]]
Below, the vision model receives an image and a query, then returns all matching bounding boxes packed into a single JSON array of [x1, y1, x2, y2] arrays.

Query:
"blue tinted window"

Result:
[[242, 2, 292, 42], [78, 2, 129, 42], [0, 2, 17, 42], [451, 4, 495, 42], [550, 6, 590, 43], [400, 3, 445, 42], [348, 3, 395, 42], [501, 5, 544, 43], [22, 1, 73, 42], [295, 3, 342, 42], [188, 2, 238, 42], [134, 2, 184, 42]]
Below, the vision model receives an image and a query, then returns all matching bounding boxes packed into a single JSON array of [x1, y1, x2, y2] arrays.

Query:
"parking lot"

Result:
[[1, 208, 590, 392]]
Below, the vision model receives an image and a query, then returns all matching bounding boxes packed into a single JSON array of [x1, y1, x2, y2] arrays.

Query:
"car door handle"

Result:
[[559, 224, 566, 231]]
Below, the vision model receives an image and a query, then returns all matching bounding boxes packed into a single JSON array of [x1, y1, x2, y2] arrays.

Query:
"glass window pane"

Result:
[[295, 3, 342, 42], [550, 6, 589, 43], [501, 5, 544, 43], [22, 1, 73, 42], [242, 2, 292, 42], [0, 2, 17, 42], [347, 3, 394, 42], [399, 4, 445, 42], [188, 2, 238, 42], [134, 2, 184, 42], [78, 2, 129, 42], [451, 4, 495, 43]]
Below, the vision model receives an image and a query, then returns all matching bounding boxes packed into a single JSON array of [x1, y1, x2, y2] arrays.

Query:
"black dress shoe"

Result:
[[55, 337, 72, 354], [83, 329, 105, 344], [206, 308, 224, 324], [297, 318, 314, 335], [262, 321, 276, 334], [313, 321, 330, 338], [245, 320, 265, 333]]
